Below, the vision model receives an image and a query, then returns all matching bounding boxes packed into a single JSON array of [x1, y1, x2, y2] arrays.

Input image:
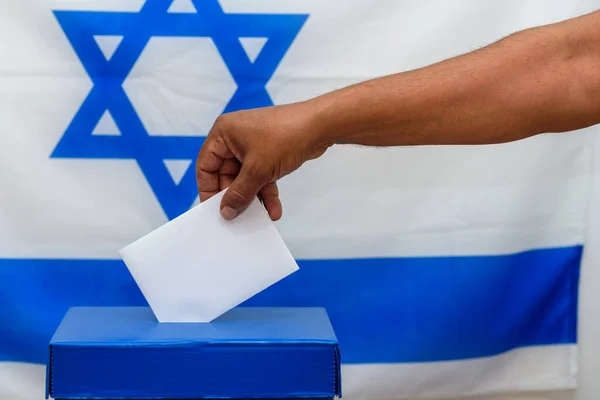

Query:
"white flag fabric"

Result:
[[1, 0, 599, 399]]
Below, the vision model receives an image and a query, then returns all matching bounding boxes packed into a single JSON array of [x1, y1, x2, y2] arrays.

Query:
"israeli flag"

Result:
[[0, 0, 598, 399]]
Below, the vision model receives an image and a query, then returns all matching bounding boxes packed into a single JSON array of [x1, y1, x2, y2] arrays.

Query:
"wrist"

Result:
[[297, 97, 336, 150], [303, 91, 355, 148]]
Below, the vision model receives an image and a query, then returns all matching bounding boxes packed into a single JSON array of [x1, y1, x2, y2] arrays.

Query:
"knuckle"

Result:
[[227, 188, 251, 208], [195, 171, 212, 186], [245, 160, 270, 182], [214, 113, 235, 132]]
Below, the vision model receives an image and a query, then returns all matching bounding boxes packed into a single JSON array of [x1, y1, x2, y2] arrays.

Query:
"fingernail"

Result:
[[221, 206, 238, 220]]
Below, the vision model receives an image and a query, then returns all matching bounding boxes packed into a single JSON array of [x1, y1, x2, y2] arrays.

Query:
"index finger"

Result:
[[196, 132, 235, 202]]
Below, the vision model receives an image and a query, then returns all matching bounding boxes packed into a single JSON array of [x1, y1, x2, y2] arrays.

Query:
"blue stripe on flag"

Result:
[[0, 246, 581, 365]]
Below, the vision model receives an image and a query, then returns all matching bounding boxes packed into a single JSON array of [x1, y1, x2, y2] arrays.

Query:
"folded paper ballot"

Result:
[[46, 307, 342, 399], [119, 190, 299, 322]]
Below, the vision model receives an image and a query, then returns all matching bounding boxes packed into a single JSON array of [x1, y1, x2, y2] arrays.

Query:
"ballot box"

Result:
[[46, 307, 341, 400]]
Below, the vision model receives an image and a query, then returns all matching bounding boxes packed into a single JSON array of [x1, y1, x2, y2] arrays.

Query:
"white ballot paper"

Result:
[[119, 190, 299, 323]]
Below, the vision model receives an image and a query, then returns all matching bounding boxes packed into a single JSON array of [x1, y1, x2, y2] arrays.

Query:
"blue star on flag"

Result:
[[52, 0, 308, 220]]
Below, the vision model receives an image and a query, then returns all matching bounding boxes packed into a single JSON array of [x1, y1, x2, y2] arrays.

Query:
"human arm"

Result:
[[196, 10, 600, 220], [311, 10, 600, 147]]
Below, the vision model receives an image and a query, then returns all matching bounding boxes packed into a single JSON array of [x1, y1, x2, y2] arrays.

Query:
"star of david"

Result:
[[52, 0, 308, 220]]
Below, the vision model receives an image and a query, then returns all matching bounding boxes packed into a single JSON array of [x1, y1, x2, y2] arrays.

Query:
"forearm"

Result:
[[308, 11, 600, 148]]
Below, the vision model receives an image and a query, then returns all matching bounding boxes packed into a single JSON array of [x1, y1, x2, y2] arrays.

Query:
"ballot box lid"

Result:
[[46, 306, 341, 399]]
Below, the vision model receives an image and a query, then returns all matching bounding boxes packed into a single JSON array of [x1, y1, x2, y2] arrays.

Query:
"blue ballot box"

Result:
[[46, 307, 341, 400]]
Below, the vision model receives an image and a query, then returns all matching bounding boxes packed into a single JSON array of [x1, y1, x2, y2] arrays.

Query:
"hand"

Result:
[[196, 101, 330, 221]]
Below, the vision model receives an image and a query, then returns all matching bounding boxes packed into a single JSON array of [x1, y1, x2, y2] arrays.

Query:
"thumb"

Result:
[[220, 162, 269, 220]]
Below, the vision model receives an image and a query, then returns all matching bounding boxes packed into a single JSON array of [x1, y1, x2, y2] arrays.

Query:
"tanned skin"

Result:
[[196, 10, 600, 221]]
